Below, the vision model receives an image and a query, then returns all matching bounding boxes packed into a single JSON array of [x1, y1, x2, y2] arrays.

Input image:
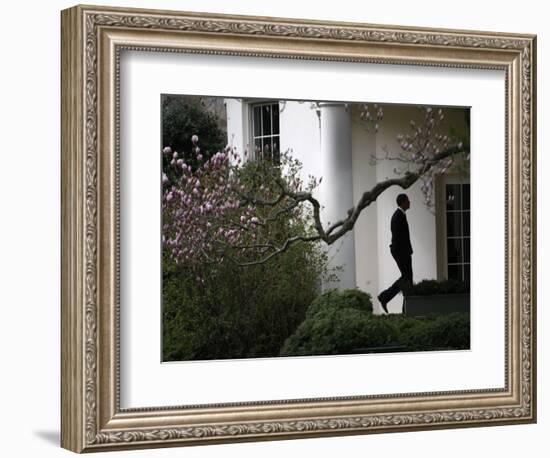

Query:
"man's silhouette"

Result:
[[378, 193, 413, 314]]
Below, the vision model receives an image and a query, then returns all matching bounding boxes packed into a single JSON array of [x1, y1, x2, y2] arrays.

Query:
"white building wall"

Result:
[[278, 101, 322, 188], [351, 111, 379, 306], [225, 98, 246, 156]]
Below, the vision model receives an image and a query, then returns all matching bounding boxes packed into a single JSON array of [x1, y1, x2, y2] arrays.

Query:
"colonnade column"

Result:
[[319, 102, 356, 290]]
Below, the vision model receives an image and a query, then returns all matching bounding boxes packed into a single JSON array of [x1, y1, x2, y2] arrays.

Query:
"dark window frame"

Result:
[[445, 183, 470, 283], [250, 101, 280, 164]]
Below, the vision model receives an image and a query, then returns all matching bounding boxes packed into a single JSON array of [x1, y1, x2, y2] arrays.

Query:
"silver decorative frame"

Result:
[[61, 4, 537, 453]]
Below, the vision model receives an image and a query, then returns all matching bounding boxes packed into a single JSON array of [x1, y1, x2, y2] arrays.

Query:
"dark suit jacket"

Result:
[[390, 208, 413, 256]]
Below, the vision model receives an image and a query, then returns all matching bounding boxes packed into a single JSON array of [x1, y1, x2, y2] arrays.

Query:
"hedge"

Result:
[[280, 289, 470, 356]]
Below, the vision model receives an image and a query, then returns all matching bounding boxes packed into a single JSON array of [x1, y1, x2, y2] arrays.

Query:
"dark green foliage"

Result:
[[305, 288, 373, 319], [280, 289, 470, 357], [395, 313, 471, 351], [403, 279, 470, 296], [162, 95, 226, 167], [280, 289, 386, 356], [280, 308, 397, 356], [162, 240, 325, 361]]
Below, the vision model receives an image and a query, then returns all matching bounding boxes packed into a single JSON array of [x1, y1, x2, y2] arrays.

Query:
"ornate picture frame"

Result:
[[61, 4, 536, 453]]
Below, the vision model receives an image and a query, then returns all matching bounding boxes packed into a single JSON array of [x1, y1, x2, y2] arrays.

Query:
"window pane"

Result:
[[446, 212, 462, 237], [264, 142, 272, 161], [273, 150, 280, 165], [254, 138, 262, 155], [272, 136, 279, 153], [253, 106, 261, 137], [272, 104, 280, 135], [462, 211, 470, 236], [447, 238, 463, 264], [272, 136, 280, 164], [262, 105, 272, 136], [446, 184, 462, 210], [464, 237, 470, 263], [448, 264, 462, 281], [462, 184, 470, 210]]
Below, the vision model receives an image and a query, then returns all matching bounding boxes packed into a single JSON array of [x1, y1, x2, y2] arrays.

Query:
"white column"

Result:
[[319, 102, 356, 290]]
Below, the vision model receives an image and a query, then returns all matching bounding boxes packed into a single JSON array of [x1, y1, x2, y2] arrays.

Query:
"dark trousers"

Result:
[[379, 247, 413, 305]]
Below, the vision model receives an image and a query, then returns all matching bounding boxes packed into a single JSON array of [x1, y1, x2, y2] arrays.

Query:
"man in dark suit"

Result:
[[377, 193, 413, 313]]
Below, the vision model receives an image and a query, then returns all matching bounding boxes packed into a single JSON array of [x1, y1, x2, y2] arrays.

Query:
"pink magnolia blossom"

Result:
[[162, 138, 321, 267]]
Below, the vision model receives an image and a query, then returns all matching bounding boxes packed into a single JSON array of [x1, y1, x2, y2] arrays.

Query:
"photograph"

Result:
[[161, 95, 471, 362]]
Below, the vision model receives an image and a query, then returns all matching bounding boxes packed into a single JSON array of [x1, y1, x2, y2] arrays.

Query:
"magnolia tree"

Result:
[[162, 135, 319, 267], [162, 106, 469, 267], [364, 104, 469, 208]]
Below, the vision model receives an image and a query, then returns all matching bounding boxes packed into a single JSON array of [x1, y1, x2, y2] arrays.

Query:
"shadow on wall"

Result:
[[33, 430, 59, 447]]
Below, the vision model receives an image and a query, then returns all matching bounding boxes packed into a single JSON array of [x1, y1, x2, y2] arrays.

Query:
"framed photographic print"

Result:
[[61, 4, 537, 453]]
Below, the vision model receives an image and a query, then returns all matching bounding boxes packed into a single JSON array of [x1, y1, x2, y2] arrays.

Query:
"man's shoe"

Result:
[[377, 294, 388, 314]]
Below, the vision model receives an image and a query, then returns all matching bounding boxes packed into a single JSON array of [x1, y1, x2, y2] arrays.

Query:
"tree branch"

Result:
[[323, 143, 466, 244], [222, 234, 322, 267], [206, 143, 465, 266]]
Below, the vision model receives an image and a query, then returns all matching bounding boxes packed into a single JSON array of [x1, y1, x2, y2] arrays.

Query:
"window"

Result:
[[445, 183, 470, 283], [251, 102, 280, 163]]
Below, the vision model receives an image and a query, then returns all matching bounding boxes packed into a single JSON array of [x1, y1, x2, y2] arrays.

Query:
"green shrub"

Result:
[[305, 289, 373, 319], [280, 311, 396, 357], [162, 237, 328, 361], [280, 290, 470, 357], [162, 95, 226, 170], [403, 279, 470, 296], [399, 313, 471, 351]]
